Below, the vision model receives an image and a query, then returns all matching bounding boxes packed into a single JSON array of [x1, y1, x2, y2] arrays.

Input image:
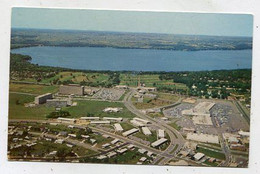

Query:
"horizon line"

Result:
[[11, 27, 253, 38]]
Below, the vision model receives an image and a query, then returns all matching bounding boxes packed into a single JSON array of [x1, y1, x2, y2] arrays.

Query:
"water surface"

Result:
[[11, 46, 252, 71]]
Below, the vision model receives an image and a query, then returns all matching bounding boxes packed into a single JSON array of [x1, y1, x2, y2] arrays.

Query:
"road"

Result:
[[123, 90, 186, 164]]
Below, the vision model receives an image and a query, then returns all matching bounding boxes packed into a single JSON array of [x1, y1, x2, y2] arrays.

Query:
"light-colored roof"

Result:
[[116, 148, 128, 154], [133, 117, 150, 124], [57, 117, 76, 121], [158, 129, 165, 138], [194, 152, 205, 160], [130, 120, 145, 127], [142, 127, 152, 135], [122, 128, 139, 136], [114, 123, 124, 132], [151, 138, 168, 147], [103, 117, 123, 121], [80, 117, 99, 120], [90, 120, 111, 124], [111, 139, 120, 144], [186, 133, 219, 144]]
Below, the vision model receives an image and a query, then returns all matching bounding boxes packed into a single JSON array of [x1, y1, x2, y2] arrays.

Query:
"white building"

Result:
[[57, 117, 76, 124], [130, 120, 145, 127], [142, 127, 152, 136], [133, 117, 150, 124], [103, 107, 123, 113], [103, 117, 123, 122], [116, 148, 128, 154], [90, 120, 111, 124], [151, 138, 168, 148], [122, 128, 139, 137], [186, 133, 219, 144], [114, 123, 124, 132], [158, 129, 165, 138], [80, 117, 100, 120], [194, 152, 205, 161]]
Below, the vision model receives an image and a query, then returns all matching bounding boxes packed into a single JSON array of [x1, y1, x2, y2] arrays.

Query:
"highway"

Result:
[[123, 90, 186, 164]]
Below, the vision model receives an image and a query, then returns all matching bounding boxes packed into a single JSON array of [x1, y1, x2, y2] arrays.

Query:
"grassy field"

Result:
[[9, 93, 135, 120], [63, 100, 135, 118], [120, 122, 135, 131], [9, 83, 59, 95], [9, 93, 55, 120], [133, 131, 157, 143], [132, 97, 173, 109], [119, 74, 188, 89], [196, 147, 226, 160]]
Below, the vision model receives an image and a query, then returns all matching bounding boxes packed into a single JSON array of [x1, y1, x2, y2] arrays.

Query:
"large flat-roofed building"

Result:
[[151, 138, 168, 147], [122, 128, 139, 137], [182, 102, 215, 117], [59, 85, 84, 96], [186, 133, 219, 144], [192, 115, 213, 126], [182, 102, 215, 126], [35, 93, 53, 104], [46, 98, 72, 107]]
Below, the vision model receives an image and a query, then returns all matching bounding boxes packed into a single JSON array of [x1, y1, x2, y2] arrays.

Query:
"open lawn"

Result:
[[9, 93, 55, 120], [9, 83, 59, 95], [64, 100, 135, 118], [132, 96, 173, 109], [134, 131, 157, 143], [119, 74, 188, 90], [196, 147, 226, 160], [9, 93, 135, 120]]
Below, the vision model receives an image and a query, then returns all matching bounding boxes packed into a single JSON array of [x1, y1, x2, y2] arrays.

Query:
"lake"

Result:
[[11, 46, 252, 72]]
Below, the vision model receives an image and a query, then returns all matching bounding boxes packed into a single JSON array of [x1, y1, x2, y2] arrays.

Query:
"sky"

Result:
[[11, 8, 253, 37]]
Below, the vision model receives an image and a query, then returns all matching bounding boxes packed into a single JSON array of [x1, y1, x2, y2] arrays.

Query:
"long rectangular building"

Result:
[[103, 117, 123, 122], [130, 120, 145, 127], [133, 117, 150, 124], [122, 128, 139, 137], [80, 117, 100, 120], [151, 138, 168, 147], [57, 117, 76, 124], [90, 121, 110, 124], [186, 133, 219, 144]]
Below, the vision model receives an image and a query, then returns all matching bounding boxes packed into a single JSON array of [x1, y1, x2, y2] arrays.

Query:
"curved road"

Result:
[[123, 89, 186, 164]]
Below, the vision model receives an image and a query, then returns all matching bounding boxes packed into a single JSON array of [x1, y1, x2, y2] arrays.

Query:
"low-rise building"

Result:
[[57, 117, 76, 124], [142, 127, 152, 136], [158, 129, 165, 138], [122, 128, 139, 137], [114, 123, 124, 132], [103, 117, 123, 122], [90, 120, 111, 124], [186, 133, 219, 144], [116, 148, 128, 154], [151, 138, 168, 148], [193, 152, 205, 161]]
